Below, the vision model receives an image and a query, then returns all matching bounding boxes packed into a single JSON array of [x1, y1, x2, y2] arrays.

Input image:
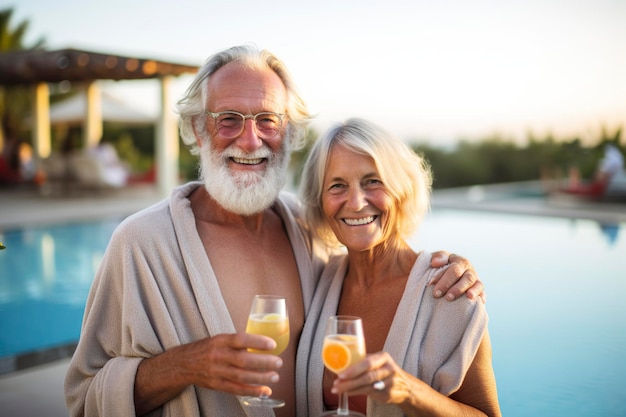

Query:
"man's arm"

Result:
[[134, 333, 282, 416]]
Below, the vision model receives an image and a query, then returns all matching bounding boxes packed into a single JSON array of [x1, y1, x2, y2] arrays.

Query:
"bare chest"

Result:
[[196, 220, 304, 333], [197, 219, 304, 417], [336, 277, 408, 353]]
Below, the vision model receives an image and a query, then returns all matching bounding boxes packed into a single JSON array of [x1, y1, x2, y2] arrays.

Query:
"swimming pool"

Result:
[[0, 210, 624, 416], [412, 210, 626, 417], [0, 218, 121, 366]]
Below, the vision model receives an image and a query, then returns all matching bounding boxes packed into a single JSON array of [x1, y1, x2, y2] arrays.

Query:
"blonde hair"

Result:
[[300, 118, 432, 247]]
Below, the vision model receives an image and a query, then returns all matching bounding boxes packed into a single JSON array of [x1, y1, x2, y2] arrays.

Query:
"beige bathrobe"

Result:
[[296, 253, 488, 417], [64, 182, 329, 417]]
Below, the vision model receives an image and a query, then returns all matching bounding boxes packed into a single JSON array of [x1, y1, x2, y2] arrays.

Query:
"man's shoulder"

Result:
[[106, 200, 170, 249], [277, 189, 299, 208], [124, 197, 170, 224], [276, 190, 305, 221], [119, 182, 198, 232]]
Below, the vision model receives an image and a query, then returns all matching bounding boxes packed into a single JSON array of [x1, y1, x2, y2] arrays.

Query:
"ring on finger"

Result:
[[372, 380, 385, 391]]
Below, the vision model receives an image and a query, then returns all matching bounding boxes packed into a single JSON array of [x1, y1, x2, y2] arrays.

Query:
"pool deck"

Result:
[[0, 359, 71, 417], [0, 183, 166, 229], [1, 181, 625, 416], [430, 181, 626, 224]]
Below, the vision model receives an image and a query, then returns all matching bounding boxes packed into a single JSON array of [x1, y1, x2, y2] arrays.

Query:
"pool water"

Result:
[[0, 210, 624, 416], [412, 210, 626, 417], [0, 218, 121, 357]]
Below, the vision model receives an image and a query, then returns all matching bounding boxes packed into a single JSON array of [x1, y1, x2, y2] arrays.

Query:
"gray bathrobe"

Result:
[[64, 182, 329, 417], [296, 253, 488, 417]]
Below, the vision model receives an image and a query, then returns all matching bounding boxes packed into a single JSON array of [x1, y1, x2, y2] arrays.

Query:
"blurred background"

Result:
[[1, 0, 625, 188]]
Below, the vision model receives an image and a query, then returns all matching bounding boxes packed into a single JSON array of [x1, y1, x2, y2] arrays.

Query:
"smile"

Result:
[[231, 157, 264, 165], [343, 216, 376, 226]]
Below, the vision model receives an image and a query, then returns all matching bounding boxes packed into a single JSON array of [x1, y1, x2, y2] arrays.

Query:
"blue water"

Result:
[[0, 218, 121, 356], [411, 210, 626, 417], [0, 210, 624, 416]]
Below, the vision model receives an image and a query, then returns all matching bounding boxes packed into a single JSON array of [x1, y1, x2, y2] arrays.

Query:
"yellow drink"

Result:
[[322, 334, 366, 374], [246, 313, 290, 355]]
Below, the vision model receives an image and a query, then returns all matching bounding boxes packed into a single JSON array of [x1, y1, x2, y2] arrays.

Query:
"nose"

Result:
[[346, 186, 367, 211], [235, 118, 263, 152]]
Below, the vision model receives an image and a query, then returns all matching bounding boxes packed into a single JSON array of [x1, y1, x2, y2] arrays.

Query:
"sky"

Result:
[[9, 0, 626, 147]]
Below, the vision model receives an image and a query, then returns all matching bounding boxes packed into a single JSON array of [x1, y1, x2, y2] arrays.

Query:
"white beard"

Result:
[[199, 139, 291, 216]]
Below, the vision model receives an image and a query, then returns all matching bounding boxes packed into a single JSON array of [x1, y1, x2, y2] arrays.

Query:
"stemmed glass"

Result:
[[241, 295, 290, 408], [321, 315, 366, 417]]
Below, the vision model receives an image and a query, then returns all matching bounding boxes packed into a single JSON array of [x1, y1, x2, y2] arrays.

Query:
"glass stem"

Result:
[[337, 392, 350, 415]]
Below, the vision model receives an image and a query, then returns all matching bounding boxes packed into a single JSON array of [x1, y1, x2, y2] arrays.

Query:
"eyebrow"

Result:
[[325, 171, 379, 183]]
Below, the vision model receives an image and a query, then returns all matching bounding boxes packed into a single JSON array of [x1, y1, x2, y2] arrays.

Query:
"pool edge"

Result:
[[0, 342, 77, 376]]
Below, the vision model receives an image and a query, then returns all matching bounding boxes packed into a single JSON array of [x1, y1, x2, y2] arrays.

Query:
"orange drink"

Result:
[[322, 334, 366, 374], [320, 315, 366, 416]]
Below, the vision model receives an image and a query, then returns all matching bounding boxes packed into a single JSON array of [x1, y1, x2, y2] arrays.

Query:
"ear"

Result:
[[191, 116, 204, 148]]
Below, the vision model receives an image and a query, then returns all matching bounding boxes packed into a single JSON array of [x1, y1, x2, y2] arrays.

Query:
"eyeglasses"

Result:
[[206, 111, 286, 140]]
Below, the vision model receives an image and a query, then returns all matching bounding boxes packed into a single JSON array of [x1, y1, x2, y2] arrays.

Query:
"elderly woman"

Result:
[[296, 118, 501, 417]]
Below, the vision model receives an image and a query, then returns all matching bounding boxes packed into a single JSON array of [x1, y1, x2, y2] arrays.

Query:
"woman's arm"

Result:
[[331, 333, 501, 417]]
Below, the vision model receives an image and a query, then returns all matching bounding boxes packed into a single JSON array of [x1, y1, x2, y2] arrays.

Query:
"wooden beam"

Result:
[[0, 49, 198, 86]]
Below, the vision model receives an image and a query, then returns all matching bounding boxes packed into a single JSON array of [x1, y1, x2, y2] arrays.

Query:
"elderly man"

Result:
[[64, 45, 483, 417]]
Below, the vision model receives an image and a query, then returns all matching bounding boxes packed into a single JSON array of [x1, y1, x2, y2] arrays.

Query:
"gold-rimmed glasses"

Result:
[[206, 111, 285, 140]]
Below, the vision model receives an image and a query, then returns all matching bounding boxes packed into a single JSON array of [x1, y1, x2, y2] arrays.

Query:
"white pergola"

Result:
[[0, 48, 199, 196]]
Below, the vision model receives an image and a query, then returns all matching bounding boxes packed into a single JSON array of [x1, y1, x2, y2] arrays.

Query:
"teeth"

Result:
[[344, 216, 375, 226], [232, 157, 263, 165]]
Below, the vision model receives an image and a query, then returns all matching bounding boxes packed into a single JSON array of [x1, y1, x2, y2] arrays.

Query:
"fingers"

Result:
[[189, 333, 282, 394], [232, 332, 277, 353], [465, 276, 485, 302], [333, 353, 390, 393], [430, 253, 486, 301], [332, 352, 406, 404], [206, 333, 281, 372], [440, 269, 480, 301], [429, 253, 467, 298], [479, 291, 487, 304], [429, 250, 450, 270], [335, 351, 388, 380]]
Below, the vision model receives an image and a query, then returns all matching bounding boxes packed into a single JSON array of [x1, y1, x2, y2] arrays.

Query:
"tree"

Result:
[[288, 126, 319, 188], [0, 8, 44, 50], [412, 127, 623, 189], [0, 7, 46, 168]]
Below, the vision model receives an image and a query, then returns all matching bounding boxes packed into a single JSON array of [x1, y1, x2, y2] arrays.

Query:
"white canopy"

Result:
[[50, 91, 156, 125]]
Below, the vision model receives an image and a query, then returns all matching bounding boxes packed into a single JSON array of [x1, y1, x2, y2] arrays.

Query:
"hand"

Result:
[[333, 350, 496, 416], [429, 251, 486, 303], [331, 351, 415, 406], [184, 333, 282, 395], [134, 332, 283, 415]]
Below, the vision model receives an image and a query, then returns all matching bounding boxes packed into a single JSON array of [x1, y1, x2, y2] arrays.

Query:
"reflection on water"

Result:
[[42, 233, 55, 283], [599, 222, 620, 246]]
